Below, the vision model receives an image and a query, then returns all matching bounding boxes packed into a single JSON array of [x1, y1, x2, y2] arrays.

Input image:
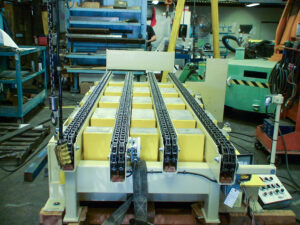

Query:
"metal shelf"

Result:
[[66, 53, 107, 59], [69, 20, 141, 26], [0, 46, 47, 121], [0, 90, 46, 118], [0, 70, 45, 84], [70, 7, 141, 13]]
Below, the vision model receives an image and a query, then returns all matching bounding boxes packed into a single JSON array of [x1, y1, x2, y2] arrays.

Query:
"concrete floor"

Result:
[[0, 87, 299, 225]]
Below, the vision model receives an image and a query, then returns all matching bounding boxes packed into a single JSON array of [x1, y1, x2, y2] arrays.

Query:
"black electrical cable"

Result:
[[279, 128, 300, 191], [281, 181, 299, 191], [230, 131, 255, 138], [126, 170, 217, 183], [177, 171, 217, 183], [0, 134, 51, 181], [231, 141, 253, 154], [230, 135, 255, 144], [222, 35, 241, 53]]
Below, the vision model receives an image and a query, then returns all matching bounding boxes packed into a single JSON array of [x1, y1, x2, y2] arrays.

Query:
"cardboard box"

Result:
[[80, 81, 94, 94], [81, 2, 100, 8]]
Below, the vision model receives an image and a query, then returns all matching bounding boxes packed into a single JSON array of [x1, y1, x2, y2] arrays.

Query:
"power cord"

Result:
[[230, 131, 255, 138], [278, 128, 300, 191], [230, 135, 255, 144], [126, 170, 217, 183], [0, 134, 51, 182]]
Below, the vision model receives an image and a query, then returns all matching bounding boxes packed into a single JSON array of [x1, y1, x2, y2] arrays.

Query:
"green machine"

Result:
[[179, 62, 206, 82], [179, 48, 277, 113]]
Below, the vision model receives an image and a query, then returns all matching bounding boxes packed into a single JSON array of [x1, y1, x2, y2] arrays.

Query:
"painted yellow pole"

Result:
[[211, 0, 221, 58], [161, 0, 186, 83]]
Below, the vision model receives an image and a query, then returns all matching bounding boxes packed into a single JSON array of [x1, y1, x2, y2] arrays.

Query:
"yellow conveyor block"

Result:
[[108, 81, 124, 87], [104, 86, 123, 96], [131, 109, 156, 128], [130, 127, 159, 161], [159, 87, 178, 97], [134, 82, 149, 87], [90, 108, 117, 127], [177, 128, 204, 162], [164, 97, 185, 110], [158, 83, 173, 88], [83, 126, 113, 160], [169, 110, 196, 128], [133, 87, 151, 97], [132, 97, 153, 109], [99, 96, 120, 108]]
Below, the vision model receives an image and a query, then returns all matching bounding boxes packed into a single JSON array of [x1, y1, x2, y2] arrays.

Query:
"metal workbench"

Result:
[[0, 46, 47, 122]]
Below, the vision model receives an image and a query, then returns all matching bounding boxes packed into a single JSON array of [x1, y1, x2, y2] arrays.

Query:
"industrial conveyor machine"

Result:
[[42, 71, 278, 224]]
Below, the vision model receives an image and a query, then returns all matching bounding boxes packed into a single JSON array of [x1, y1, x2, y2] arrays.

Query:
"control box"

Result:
[[258, 175, 292, 209]]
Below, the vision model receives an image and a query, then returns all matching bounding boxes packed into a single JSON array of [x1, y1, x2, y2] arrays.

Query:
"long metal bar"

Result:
[[110, 72, 133, 181], [148, 73, 178, 172], [67, 34, 145, 44], [169, 73, 237, 183]]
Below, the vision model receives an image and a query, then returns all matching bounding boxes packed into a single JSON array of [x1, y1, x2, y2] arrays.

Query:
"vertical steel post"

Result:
[[43, 49, 48, 98], [211, 0, 220, 58], [161, 0, 186, 83], [15, 53, 23, 120]]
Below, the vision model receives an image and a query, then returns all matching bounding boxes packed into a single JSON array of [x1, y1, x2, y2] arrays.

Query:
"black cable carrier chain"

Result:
[[63, 71, 112, 164], [148, 73, 178, 172], [169, 73, 237, 183], [110, 73, 133, 181], [46, 0, 55, 97]]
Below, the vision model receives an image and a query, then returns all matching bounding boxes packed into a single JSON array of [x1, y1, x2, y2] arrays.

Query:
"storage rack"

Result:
[[65, 0, 147, 92], [0, 46, 47, 122]]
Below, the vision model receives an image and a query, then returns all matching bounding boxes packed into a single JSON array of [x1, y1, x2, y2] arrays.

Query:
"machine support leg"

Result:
[[202, 182, 220, 223], [64, 171, 81, 222]]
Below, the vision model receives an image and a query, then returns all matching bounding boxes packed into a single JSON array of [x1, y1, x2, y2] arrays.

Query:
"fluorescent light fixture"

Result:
[[246, 3, 260, 7], [152, 0, 159, 4]]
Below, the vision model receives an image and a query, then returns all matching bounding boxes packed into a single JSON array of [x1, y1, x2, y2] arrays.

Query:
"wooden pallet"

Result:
[[39, 202, 296, 225], [0, 123, 50, 165]]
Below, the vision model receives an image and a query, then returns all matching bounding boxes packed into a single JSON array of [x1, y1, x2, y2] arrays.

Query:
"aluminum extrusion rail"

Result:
[[169, 73, 237, 183], [63, 71, 112, 166], [110, 72, 133, 181], [148, 73, 178, 172]]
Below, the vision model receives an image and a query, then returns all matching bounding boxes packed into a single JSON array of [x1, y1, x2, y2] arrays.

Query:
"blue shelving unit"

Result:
[[65, 0, 147, 92], [0, 46, 47, 122]]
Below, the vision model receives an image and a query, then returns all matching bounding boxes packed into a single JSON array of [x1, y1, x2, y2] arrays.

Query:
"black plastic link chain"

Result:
[[148, 73, 178, 172], [169, 73, 237, 183], [110, 73, 133, 181]]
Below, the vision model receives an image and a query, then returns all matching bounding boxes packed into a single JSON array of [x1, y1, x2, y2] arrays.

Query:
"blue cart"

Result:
[[0, 46, 47, 122]]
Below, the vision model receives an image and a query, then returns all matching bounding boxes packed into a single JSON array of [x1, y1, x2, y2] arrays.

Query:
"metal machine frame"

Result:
[[42, 71, 276, 223]]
